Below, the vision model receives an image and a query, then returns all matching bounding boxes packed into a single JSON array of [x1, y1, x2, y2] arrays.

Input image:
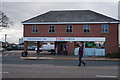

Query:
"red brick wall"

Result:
[[23, 24, 119, 54], [66, 41, 74, 55], [105, 24, 119, 54], [119, 47, 120, 53]]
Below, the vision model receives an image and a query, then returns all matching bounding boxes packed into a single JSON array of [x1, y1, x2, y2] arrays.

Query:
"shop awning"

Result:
[[23, 37, 105, 42]]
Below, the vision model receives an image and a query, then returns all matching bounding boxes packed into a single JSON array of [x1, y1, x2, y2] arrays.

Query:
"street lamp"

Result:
[[4, 34, 7, 48], [5, 34, 7, 43]]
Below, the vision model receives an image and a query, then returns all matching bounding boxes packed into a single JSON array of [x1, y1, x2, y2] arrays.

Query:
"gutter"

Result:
[[22, 22, 120, 25]]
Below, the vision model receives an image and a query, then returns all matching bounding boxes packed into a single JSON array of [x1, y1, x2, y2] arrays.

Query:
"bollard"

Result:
[[21, 52, 28, 57]]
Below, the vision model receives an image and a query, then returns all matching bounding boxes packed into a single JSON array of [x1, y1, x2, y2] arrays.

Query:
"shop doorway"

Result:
[[55, 41, 68, 55]]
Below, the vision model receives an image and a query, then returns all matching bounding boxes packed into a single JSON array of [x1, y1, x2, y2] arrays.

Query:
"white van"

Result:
[[35, 45, 55, 52], [0, 48, 5, 52]]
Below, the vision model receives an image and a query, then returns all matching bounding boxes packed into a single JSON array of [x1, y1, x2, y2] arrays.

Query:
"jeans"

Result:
[[79, 55, 85, 65]]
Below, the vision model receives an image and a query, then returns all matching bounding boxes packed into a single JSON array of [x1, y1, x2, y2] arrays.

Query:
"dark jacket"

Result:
[[79, 47, 84, 55]]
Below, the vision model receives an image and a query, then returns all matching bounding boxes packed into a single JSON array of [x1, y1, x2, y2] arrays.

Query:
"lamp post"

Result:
[[118, 1, 120, 45], [118, 1, 120, 19], [4, 34, 7, 47], [5, 34, 7, 43]]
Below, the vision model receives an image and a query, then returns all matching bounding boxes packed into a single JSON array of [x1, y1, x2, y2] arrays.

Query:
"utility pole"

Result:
[[5, 34, 7, 47], [5, 34, 7, 43], [118, 1, 120, 46], [118, 1, 120, 20], [0, 0, 2, 11]]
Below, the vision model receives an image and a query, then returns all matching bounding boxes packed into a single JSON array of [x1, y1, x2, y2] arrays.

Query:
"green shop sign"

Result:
[[86, 42, 94, 47]]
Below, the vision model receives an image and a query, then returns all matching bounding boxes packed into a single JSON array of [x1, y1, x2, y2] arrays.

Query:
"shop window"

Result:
[[66, 25, 72, 33], [95, 41, 105, 49], [85, 42, 94, 48], [74, 41, 84, 48], [102, 24, 109, 33], [49, 25, 55, 33], [32, 25, 38, 33], [84, 25, 90, 33], [85, 41, 105, 49]]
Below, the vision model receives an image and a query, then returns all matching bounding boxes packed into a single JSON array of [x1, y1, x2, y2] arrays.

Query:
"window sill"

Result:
[[49, 32, 55, 34], [101, 32, 109, 33], [84, 32, 91, 34], [65, 32, 73, 33]]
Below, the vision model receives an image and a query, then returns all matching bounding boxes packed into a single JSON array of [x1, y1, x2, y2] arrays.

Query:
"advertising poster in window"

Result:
[[95, 41, 105, 49], [85, 42, 94, 48]]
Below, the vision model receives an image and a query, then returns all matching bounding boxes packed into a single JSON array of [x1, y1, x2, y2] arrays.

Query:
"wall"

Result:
[[23, 24, 119, 54], [119, 47, 120, 53], [66, 41, 74, 55]]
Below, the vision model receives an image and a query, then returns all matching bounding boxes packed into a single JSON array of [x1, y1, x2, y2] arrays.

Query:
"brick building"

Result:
[[22, 10, 119, 56]]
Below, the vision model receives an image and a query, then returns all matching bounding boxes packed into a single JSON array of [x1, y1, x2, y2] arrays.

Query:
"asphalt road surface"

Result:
[[1, 51, 120, 78]]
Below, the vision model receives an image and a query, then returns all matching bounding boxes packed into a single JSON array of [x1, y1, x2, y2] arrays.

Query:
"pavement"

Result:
[[2, 50, 120, 61], [20, 52, 120, 61], [20, 56, 120, 61]]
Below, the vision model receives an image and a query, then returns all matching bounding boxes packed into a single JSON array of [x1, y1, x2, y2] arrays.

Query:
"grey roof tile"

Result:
[[22, 10, 118, 23]]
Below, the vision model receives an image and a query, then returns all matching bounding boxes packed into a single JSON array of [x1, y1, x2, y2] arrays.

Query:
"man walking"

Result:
[[78, 44, 86, 66]]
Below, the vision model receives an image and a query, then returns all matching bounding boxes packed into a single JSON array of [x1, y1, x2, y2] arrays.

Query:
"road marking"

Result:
[[4, 54, 8, 56], [96, 75, 117, 78], [0, 72, 9, 74]]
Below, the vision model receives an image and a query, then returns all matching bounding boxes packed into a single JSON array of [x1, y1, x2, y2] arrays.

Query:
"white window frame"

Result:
[[66, 25, 73, 33], [84, 25, 90, 33], [32, 25, 38, 33], [49, 25, 55, 33], [102, 24, 109, 33]]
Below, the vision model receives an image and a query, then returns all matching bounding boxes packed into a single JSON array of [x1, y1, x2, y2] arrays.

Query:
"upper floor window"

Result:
[[49, 25, 55, 33], [32, 25, 38, 33], [84, 25, 90, 33], [102, 24, 109, 33], [66, 25, 72, 33]]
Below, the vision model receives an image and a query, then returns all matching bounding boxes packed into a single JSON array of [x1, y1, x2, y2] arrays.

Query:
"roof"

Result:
[[22, 10, 119, 24]]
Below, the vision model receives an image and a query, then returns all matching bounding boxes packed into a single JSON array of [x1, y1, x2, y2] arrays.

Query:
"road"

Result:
[[1, 51, 119, 78]]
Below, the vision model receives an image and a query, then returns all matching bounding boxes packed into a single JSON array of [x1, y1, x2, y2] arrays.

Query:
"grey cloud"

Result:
[[0, 2, 119, 43]]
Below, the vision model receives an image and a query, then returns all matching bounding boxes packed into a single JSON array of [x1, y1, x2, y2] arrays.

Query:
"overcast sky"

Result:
[[0, 1, 120, 44]]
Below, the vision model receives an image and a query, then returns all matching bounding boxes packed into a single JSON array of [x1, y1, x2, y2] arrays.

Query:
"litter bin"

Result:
[[51, 50, 55, 55], [21, 52, 28, 57]]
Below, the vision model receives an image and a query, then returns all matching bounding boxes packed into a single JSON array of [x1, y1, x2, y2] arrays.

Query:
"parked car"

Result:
[[0, 48, 5, 52], [35, 45, 55, 52], [28, 46, 36, 50]]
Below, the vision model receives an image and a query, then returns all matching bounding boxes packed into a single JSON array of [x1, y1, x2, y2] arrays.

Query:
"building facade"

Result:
[[0, 41, 2, 48], [22, 10, 119, 56]]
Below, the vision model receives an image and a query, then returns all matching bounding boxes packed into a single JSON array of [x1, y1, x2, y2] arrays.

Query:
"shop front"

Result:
[[74, 41, 105, 56], [23, 37, 105, 56]]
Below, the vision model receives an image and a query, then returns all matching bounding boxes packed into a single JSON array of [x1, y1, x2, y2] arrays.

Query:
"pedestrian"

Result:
[[55, 45, 58, 55], [63, 45, 68, 55], [78, 44, 86, 66]]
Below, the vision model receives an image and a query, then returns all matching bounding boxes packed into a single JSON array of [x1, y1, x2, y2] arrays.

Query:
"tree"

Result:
[[0, 11, 12, 28]]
